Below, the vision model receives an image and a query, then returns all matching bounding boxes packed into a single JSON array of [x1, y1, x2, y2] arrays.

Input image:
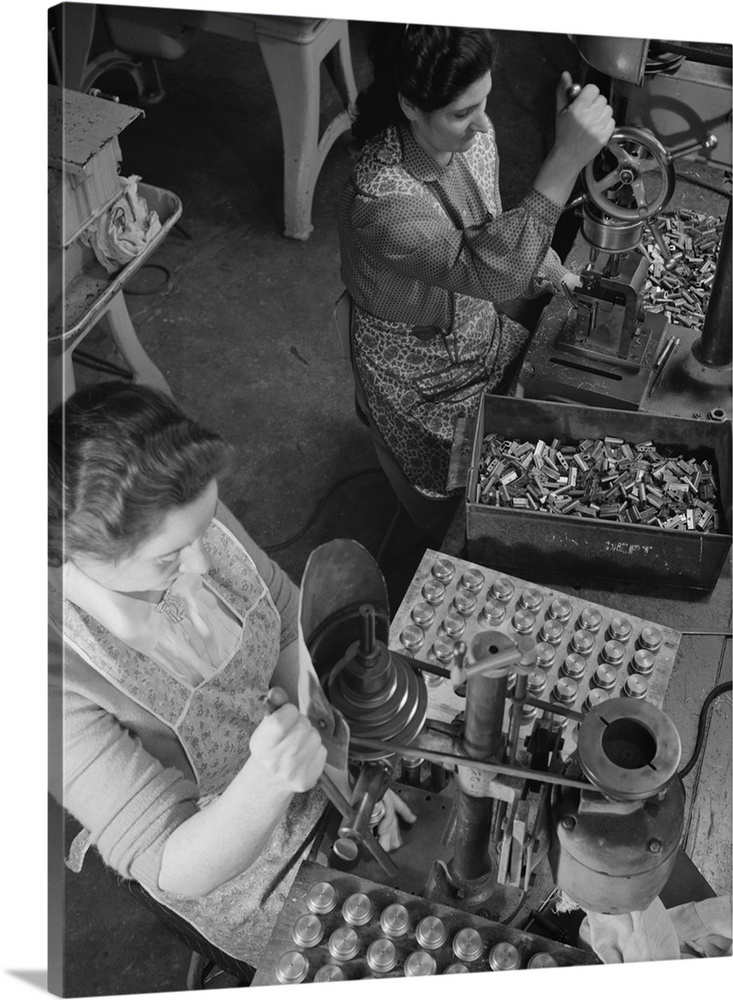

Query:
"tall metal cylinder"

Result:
[[694, 201, 732, 368]]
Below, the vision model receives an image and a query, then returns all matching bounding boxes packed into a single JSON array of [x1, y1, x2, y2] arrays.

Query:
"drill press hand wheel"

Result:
[[582, 126, 675, 222]]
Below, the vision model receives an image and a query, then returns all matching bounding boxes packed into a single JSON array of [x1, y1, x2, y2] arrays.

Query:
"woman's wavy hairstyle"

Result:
[[48, 381, 233, 567], [351, 23, 498, 146]]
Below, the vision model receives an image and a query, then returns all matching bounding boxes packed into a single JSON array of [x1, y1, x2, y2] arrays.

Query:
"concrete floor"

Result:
[[49, 13, 730, 997]]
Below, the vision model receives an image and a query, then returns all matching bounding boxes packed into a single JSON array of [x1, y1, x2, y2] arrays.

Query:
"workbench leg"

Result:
[[97, 291, 173, 397], [257, 22, 356, 240], [48, 350, 76, 410]]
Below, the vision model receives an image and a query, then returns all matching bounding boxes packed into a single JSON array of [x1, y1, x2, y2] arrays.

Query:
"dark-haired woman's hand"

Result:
[[554, 70, 615, 172]]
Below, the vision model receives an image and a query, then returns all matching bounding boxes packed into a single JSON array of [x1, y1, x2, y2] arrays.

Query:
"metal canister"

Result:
[[314, 965, 345, 982], [601, 639, 626, 668], [579, 607, 603, 634], [632, 649, 656, 676], [536, 641, 556, 669], [342, 892, 373, 927], [488, 941, 520, 971], [432, 635, 456, 663], [593, 662, 618, 691], [306, 881, 337, 915], [328, 926, 359, 962], [639, 626, 663, 654], [540, 619, 565, 646], [562, 653, 587, 681], [452, 927, 483, 962], [519, 588, 544, 613], [512, 608, 536, 635], [552, 676, 579, 706], [609, 617, 632, 644], [571, 629, 595, 656], [453, 590, 477, 617], [275, 951, 309, 984], [432, 558, 455, 584], [527, 952, 558, 969], [411, 602, 436, 629], [292, 913, 324, 948], [366, 939, 398, 974], [549, 597, 573, 624], [422, 578, 446, 606], [400, 624, 425, 652], [461, 568, 486, 593], [443, 963, 469, 974], [415, 915, 447, 950], [380, 903, 410, 938], [624, 674, 649, 700], [491, 577, 515, 603], [404, 951, 437, 976], [441, 613, 466, 639], [584, 688, 610, 713], [479, 598, 506, 626]]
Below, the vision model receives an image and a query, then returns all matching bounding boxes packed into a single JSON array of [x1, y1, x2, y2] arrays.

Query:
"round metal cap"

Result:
[[461, 568, 486, 593], [432, 635, 456, 663], [452, 927, 484, 962], [584, 688, 610, 713], [415, 915, 447, 950], [422, 578, 446, 606], [624, 674, 649, 700], [342, 892, 373, 927], [275, 951, 309, 984], [400, 624, 425, 652], [536, 641, 556, 668], [562, 653, 587, 680], [443, 963, 469, 974], [328, 926, 359, 961], [411, 603, 436, 629], [639, 626, 662, 653], [549, 597, 573, 623], [553, 676, 579, 705], [632, 649, 656, 676], [479, 598, 506, 625], [432, 558, 455, 583], [306, 881, 337, 915], [594, 662, 619, 690], [489, 941, 520, 971], [404, 950, 437, 976], [490, 577, 515, 602], [579, 607, 603, 633], [367, 938, 398, 974], [512, 608, 536, 635], [571, 629, 595, 656], [453, 591, 477, 617], [601, 640, 626, 668], [520, 588, 544, 613], [314, 965, 345, 982], [540, 619, 565, 646], [609, 617, 632, 643], [441, 613, 466, 639], [577, 696, 682, 799], [527, 952, 558, 969], [292, 913, 324, 948], [380, 903, 410, 938], [527, 668, 548, 695]]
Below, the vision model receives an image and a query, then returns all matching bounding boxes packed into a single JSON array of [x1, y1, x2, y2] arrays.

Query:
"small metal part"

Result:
[[512, 608, 536, 635], [624, 674, 649, 700], [441, 612, 466, 639], [400, 624, 425, 652], [275, 951, 309, 984], [479, 598, 507, 625], [549, 597, 573, 623], [609, 617, 633, 643], [306, 881, 337, 915], [584, 688, 611, 713], [399, 756, 424, 787], [491, 577, 515, 602], [461, 567, 486, 593], [432, 635, 456, 662], [601, 640, 626, 668], [443, 963, 470, 973], [366, 938, 398, 974], [292, 913, 324, 948], [380, 903, 410, 938], [404, 950, 437, 976], [314, 965, 345, 982], [342, 892, 373, 927], [562, 653, 587, 680], [328, 926, 359, 961], [411, 603, 436, 629], [553, 676, 579, 705], [452, 928, 484, 962], [422, 578, 446, 606], [519, 588, 544, 613], [488, 941, 520, 971], [571, 629, 596, 656], [594, 662, 619, 690], [415, 915, 448, 950], [452, 590, 478, 617], [527, 952, 558, 969], [632, 649, 656, 676], [639, 626, 662, 653], [528, 669, 548, 695], [536, 641, 556, 669], [540, 619, 565, 646], [579, 607, 603, 634], [432, 557, 455, 583]]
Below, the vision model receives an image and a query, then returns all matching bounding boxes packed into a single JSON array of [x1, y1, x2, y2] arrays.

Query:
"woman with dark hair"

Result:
[[339, 23, 614, 497], [48, 381, 413, 971]]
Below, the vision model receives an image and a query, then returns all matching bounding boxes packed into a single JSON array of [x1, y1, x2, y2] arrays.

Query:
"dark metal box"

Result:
[[465, 395, 731, 590]]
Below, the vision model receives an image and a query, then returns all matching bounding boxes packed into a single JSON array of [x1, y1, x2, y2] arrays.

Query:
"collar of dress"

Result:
[[375, 122, 459, 183]]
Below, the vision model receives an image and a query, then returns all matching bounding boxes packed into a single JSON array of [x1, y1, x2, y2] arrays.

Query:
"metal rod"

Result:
[[695, 200, 732, 368]]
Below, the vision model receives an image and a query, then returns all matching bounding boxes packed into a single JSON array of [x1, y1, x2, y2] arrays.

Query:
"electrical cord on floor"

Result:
[[263, 467, 382, 553], [678, 680, 733, 780], [676, 170, 732, 200]]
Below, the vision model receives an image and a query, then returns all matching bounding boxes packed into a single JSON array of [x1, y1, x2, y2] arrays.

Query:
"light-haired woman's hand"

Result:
[[375, 788, 418, 851], [249, 687, 327, 792]]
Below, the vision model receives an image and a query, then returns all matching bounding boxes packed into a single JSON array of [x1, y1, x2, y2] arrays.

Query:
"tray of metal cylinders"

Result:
[[389, 550, 681, 758], [464, 394, 731, 590], [251, 861, 600, 983]]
